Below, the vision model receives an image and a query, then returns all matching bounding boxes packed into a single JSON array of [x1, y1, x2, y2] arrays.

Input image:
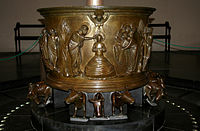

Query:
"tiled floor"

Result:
[[0, 53, 40, 83], [149, 51, 200, 81], [0, 51, 200, 130]]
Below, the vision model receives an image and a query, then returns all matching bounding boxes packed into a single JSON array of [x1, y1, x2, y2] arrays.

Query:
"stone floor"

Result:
[[0, 51, 200, 131]]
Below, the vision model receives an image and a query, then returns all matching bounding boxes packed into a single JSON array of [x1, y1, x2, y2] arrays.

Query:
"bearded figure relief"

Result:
[[68, 25, 95, 76]]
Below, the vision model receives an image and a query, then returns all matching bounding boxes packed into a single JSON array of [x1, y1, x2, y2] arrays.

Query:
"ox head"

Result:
[[65, 90, 81, 104], [94, 93, 104, 100], [121, 91, 135, 105]]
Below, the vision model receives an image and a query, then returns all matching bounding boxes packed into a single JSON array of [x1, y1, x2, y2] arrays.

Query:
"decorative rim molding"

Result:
[[46, 72, 148, 93], [38, 6, 156, 16]]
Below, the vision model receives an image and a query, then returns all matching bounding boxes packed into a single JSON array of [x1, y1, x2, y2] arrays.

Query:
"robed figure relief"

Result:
[[40, 28, 59, 71], [56, 20, 71, 76], [136, 20, 153, 72], [40, 29, 50, 80], [114, 24, 137, 75], [48, 29, 59, 69], [134, 19, 146, 73], [40, 29, 50, 70], [85, 34, 115, 78], [142, 27, 153, 71], [68, 25, 94, 76]]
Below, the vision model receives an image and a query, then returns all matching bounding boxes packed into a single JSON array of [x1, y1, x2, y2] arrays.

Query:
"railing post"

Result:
[[165, 22, 168, 52], [14, 26, 18, 54], [168, 25, 171, 52], [16, 22, 21, 53]]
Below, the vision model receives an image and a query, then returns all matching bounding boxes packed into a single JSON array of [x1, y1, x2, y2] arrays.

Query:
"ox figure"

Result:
[[89, 93, 105, 117], [111, 91, 135, 116], [65, 90, 86, 118], [144, 71, 165, 106], [27, 81, 51, 106]]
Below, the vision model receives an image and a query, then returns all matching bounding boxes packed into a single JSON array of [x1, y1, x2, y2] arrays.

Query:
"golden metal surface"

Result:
[[27, 81, 51, 105], [46, 72, 148, 92], [89, 93, 105, 117], [65, 91, 86, 118], [87, 0, 103, 6], [144, 71, 165, 106], [111, 91, 135, 115], [38, 6, 155, 93]]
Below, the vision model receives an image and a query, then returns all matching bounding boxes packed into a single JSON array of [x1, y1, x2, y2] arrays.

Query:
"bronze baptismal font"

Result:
[[28, 0, 166, 130]]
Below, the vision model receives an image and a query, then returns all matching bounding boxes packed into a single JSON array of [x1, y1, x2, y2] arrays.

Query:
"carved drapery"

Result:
[[38, 7, 155, 92]]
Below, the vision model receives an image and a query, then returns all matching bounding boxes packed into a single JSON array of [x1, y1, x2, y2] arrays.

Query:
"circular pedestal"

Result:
[[31, 101, 165, 131]]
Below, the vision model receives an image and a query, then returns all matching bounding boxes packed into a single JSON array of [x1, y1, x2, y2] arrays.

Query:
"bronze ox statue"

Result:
[[111, 91, 135, 115], [144, 71, 165, 106], [89, 93, 105, 117], [65, 90, 86, 118], [27, 81, 51, 106]]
